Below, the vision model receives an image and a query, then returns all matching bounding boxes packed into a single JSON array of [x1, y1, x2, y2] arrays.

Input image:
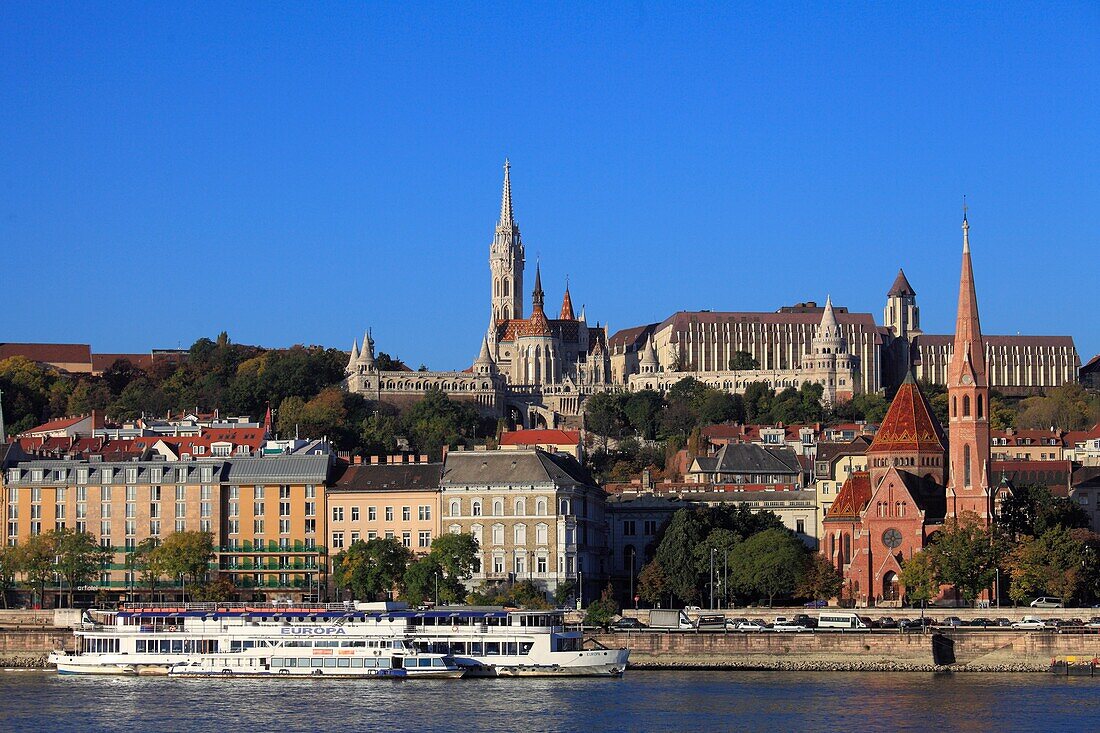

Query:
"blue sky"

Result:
[[2, 2, 1098, 368]]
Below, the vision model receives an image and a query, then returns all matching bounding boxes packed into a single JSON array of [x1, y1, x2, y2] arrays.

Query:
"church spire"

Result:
[[947, 209, 992, 522], [499, 158, 514, 228], [532, 261, 544, 312], [559, 278, 575, 320]]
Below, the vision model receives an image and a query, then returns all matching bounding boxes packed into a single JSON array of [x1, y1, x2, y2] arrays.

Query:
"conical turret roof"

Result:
[[888, 269, 916, 297], [559, 283, 575, 320]]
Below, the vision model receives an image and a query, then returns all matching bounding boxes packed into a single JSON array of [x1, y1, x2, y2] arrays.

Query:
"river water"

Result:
[[1, 669, 1094, 732]]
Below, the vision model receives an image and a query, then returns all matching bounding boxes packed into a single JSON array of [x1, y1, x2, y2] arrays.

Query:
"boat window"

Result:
[[324, 659, 337, 668], [377, 658, 391, 669], [311, 659, 323, 668], [470, 642, 483, 655], [299, 658, 310, 667], [505, 642, 518, 655], [338, 658, 351, 668], [485, 642, 500, 655], [286, 658, 296, 667], [433, 658, 446, 668], [351, 659, 363, 668], [520, 643, 533, 655]]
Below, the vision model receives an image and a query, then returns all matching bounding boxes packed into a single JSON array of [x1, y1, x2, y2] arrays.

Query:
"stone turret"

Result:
[[345, 340, 360, 376], [357, 329, 376, 373]]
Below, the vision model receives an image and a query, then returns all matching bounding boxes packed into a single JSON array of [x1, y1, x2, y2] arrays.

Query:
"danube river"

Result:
[[1, 670, 1096, 732]]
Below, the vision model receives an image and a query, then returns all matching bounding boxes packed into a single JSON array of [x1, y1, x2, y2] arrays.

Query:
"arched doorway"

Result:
[[882, 571, 899, 603]]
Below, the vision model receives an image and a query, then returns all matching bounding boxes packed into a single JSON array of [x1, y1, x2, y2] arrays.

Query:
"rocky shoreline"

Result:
[[629, 660, 1047, 673], [0, 653, 51, 669]]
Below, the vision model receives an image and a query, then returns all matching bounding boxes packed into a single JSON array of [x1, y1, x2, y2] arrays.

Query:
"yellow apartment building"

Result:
[[326, 457, 443, 554]]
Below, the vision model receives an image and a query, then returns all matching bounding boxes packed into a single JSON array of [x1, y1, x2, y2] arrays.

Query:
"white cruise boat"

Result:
[[48, 602, 629, 678]]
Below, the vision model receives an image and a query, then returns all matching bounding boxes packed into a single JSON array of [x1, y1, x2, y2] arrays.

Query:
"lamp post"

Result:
[[709, 547, 716, 610], [628, 546, 636, 609]]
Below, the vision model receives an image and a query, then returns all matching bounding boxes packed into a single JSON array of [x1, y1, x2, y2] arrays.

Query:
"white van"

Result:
[[817, 612, 870, 630]]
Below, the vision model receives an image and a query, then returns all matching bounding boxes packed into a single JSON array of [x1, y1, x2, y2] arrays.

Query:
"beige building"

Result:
[[812, 437, 871, 532], [990, 428, 1066, 462], [440, 449, 607, 601], [327, 458, 443, 554], [3, 455, 332, 601]]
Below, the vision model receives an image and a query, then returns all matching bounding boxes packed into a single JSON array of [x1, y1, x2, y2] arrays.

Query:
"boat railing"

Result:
[[119, 601, 352, 613]]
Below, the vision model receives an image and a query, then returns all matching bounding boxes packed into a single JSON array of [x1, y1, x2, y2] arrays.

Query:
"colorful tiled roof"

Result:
[[825, 471, 872, 519], [867, 375, 945, 454]]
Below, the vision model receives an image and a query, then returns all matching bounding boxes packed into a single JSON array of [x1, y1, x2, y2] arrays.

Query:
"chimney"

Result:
[[370, 455, 380, 465], [419, 454, 428, 463], [353, 455, 362, 465]]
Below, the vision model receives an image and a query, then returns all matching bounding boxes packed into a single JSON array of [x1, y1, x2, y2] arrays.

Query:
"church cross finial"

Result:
[[962, 197, 971, 253]]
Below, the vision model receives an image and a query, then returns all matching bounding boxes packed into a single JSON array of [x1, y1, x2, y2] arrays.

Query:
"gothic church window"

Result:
[[963, 395, 971, 417]]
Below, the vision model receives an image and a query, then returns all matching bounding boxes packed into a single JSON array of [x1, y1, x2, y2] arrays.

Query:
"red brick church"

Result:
[[822, 214, 995, 605]]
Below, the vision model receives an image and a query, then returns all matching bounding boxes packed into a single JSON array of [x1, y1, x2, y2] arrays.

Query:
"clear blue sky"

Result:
[[2, 3, 1098, 368]]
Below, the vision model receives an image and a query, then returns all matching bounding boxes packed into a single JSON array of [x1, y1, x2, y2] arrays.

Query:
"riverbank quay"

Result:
[[0, 610, 79, 668], [590, 629, 1100, 672], [621, 607, 1100, 624]]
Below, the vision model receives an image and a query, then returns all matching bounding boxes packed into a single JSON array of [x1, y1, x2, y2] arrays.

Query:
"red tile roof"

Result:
[[867, 377, 945, 454], [499, 429, 580, 446], [825, 471, 872, 519], [0, 343, 91, 365], [20, 415, 88, 436], [91, 353, 154, 372]]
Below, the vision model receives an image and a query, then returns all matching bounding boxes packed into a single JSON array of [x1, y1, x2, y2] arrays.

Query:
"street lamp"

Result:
[[628, 546, 637, 609], [709, 547, 716, 610]]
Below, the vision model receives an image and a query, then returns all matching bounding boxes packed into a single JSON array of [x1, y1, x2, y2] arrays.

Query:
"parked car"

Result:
[[804, 600, 829, 608], [994, 618, 1013, 627], [1086, 617, 1100, 629], [968, 617, 993, 628], [684, 605, 702, 612], [1011, 616, 1046, 630], [792, 614, 818, 629], [772, 617, 809, 632], [877, 617, 899, 629], [697, 615, 728, 631], [900, 617, 934, 630], [610, 617, 647, 632], [735, 620, 768, 632], [726, 617, 750, 630], [1030, 597, 1064, 608], [939, 616, 964, 628], [1067, 618, 1085, 627]]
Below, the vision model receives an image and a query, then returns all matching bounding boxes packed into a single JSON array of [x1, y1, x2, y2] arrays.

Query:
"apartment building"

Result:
[[327, 458, 443, 553]]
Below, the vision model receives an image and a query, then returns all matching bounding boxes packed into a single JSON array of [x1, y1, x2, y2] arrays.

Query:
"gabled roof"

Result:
[[330, 462, 443, 492], [894, 470, 947, 520], [20, 415, 89, 436], [697, 443, 801, 475], [825, 471, 872, 519], [441, 449, 597, 487], [867, 375, 945, 454], [815, 436, 873, 465]]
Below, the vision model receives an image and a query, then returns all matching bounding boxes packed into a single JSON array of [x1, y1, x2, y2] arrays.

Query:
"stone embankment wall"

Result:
[[592, 630, 1100, 672], [0, 629, 73, 668]]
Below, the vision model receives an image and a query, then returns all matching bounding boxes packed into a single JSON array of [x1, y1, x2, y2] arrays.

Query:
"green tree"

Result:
[[401, 388, 487, 460], [654, 510, 710, 603], [728, 351, 760, 371], [54, 528, 112, 607], [191, 575, 237, 602], [743, 382, 774, 423], [1006, 527, 1086, 605], [636, 562, 667, 606], [156, 531, 216, 592], [554, 579, 577, 606], [623, 390, 663, 439], [584, 584, 620, 628], [796, 553, 843, 602], [401, 556, 442, 605], [997, 483, 1091, 541], [898, 551, 939, 609], [333, 538, 411, 601], [697, 390, 745, 426], [584, 391, 627, 445], [0, 544, 19, 609], [927, 512, 1002, 604], [728, 528, 807, 606], [17, 532, 58, 607], [429, 533, 479, 602], [129, 537, 168, 601]]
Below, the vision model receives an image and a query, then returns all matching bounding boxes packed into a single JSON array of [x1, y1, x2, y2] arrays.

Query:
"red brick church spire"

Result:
[[947, 207, 992, 521], [559, 278, 575, 320]]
